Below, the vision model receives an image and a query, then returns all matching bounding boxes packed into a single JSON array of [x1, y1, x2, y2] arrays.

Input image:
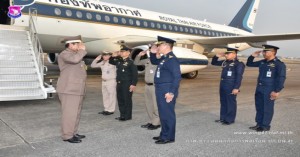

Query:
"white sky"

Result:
[[101, 0, 300, 57]]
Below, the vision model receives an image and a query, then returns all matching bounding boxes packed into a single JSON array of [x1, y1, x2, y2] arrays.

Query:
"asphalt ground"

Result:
[[0, 58, 299, 157]]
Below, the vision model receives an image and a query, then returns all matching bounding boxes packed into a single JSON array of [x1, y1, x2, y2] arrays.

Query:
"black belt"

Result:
[[146, 83, 154, 85]]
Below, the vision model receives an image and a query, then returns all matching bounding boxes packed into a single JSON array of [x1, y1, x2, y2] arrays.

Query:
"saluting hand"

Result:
[[78, 43, 86, 51], [95, 55, 102, 61], [112, 51, 119, 57], [216, 52, 225, 58], [129, 85, 136, 92], [270, 91, 279, 100], [252, 50, 261, 57], [138, 51, 146, 56], [165, 93, 174, 103], [150, 44, 158, 53]]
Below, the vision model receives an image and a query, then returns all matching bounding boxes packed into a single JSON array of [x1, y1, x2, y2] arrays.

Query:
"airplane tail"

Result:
[[229, 0, 260, 32]]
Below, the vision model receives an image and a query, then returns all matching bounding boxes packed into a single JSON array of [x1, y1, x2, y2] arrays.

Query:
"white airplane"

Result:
[[3, 0, 300, 78]]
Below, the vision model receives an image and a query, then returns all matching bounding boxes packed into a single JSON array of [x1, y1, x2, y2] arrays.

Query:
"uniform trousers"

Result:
[[102, 79, 117, 112], [219, 80, 237, 123], [58, 93, 84, 140], [155, 83, 176, 141], [255, 85, 275, 129], [117, 81, 133, 119], [145, 84, 160, 125]]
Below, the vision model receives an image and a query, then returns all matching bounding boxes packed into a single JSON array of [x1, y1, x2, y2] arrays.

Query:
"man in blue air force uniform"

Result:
[[246, 45, 286, 132], [150, 36, 181, 144], [211, 47, 245, 125]]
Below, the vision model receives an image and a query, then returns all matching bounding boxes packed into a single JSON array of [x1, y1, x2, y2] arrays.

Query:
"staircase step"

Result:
[[0, 74, 39, 81], [0, 81, 40, 89], [0, 68, 36, 74], [0, 88, 45, 101], [0, 30, 27, 38], [0, 61, 35, 68], [0, 47, 32, 54], [0, 55, 34, 61]]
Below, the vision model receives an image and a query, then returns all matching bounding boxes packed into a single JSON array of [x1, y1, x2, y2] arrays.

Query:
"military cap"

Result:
[[155, 36, 176, 45], [262, 44, 279, 51], [61, 35, 82, 44], [101, 51, 112, 55], [225, 47, 239, 54], [120, 45, 131, 51]]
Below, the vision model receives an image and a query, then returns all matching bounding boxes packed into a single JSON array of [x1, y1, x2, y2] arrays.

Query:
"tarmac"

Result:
[[0, 58, 299, 157]]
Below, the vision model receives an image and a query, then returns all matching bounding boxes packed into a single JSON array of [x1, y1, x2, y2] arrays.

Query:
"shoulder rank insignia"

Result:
[[169, 55, 173, 58]]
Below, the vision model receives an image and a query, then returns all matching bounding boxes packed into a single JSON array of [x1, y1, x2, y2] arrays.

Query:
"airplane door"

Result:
[[0, 0, 9, 24]]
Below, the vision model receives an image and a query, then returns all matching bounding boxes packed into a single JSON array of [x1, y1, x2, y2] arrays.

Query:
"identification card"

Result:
[[156, 71, 160, 78], [227, 71, 232, 76], [266, 71, 272, 77]]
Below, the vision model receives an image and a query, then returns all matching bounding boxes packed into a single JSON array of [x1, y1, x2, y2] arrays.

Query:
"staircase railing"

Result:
[[28, 8, 45, 85]]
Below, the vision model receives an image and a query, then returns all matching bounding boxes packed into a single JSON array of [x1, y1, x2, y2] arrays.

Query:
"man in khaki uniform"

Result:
[[134, 50, 160, 130], [56, 35, 87, 143], [91, 51, 117, 115]]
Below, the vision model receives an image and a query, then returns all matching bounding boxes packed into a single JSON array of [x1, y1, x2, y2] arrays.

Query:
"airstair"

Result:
[[0, 12, 55, 101]]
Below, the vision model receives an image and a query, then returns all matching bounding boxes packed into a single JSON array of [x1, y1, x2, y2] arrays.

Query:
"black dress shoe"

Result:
[[256, 127, 270, 132], [148, 124, 161, 130], [155, 139, 175, 144], [215, 119, 224, 123], [141, 123, 151, 128], [119, 117, 132, 121], [74, 134, 86, 139], [98, 111, 106, 114], [63, 136, 81, 143], [115, 117, 123, 120], [222, 121, 234, 125], [249, 125, 259, 130], [103, 111, 114, 115], [118, 117, 126, 121], [153, 136, 160, 140]]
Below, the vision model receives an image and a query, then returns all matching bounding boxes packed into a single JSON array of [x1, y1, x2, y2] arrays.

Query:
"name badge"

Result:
[[156, 71, 160, 78], [227, 71, 232, 76], [156, 68, 160, 78], [150, 69, 154, 73], [266, 71, 272, 77]]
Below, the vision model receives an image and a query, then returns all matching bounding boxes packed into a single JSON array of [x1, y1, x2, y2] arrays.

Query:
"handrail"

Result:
[[28, 8, 45, 87]]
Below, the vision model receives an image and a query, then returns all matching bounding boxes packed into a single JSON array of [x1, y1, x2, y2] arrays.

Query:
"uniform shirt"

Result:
[[134, 55, 157, 83], [246, 56, 286, 92], [150, 52, 181, 94], [56, 48, 87, 95], [211, 56, 245, 89], [91, 59, 116, 80], [109, 56, 138, 85]]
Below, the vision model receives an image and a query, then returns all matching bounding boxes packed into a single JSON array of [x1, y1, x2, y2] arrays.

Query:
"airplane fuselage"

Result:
[[8, 0, 256, 76]]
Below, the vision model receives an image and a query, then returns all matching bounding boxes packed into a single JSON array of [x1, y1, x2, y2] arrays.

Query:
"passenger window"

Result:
[[65, 10, 72, 17], [113, 17, 118, 23], [105, 15, 110, 22], [86, 13, 92, 20], [121, 18, 126, 24], [76, 11, 82, 18], [96, 14, 101, 21], [55, 8, 61, 15]]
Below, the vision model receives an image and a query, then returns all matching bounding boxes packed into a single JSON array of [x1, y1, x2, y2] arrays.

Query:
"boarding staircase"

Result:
[[0, 12, 54, 101]]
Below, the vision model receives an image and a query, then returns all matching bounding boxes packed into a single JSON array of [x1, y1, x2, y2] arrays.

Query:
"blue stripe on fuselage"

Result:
[[21, 2, 235, 37]]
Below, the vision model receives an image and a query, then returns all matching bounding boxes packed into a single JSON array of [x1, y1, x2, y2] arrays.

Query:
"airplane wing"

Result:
[[189, 33, 300, 46], [85, 33, 300, 51]]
